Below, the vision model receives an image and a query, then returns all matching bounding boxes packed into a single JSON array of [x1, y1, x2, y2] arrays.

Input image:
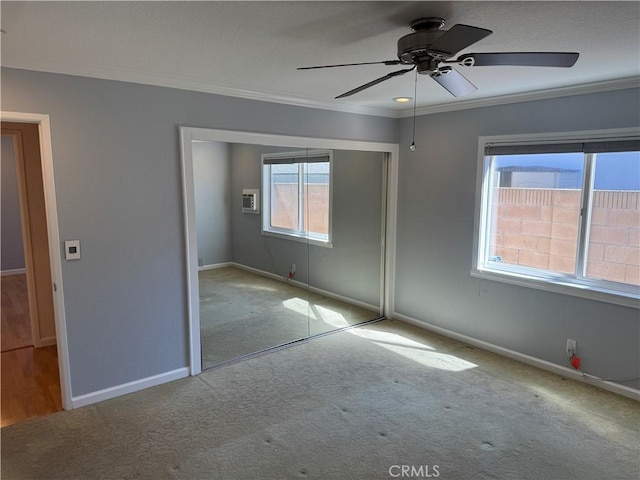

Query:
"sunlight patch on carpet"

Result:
[[349, 329, 478, 372]]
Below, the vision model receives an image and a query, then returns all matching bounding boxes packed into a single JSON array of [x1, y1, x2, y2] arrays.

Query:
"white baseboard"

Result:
[[232, 262, 379, 313], [393, 312, 640, 401], [232, 262, 285, 281], [198, 262, 232, 271], [40, 336, 57, 347], [71, 367, 189, 409], [288, 279, 379, 313], [1, 268, 26, 276]]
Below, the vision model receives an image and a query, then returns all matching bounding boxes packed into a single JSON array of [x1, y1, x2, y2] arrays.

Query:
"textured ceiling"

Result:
[[1, 1, 639, 117]]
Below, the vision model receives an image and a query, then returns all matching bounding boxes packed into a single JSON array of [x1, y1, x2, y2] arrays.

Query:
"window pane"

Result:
[[586, 151, 640, 285], [270, 163, 298, 230], [304, 162, 330, 237], [488, 153, 584, 274]]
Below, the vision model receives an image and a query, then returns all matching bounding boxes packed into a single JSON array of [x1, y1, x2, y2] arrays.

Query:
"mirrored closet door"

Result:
[[306, 149, 386, 337], [190, 137, 387, 370]]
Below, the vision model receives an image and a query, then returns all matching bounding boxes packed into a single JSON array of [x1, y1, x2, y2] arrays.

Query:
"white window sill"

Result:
[[262, 229, 333, 249], [470, 268, 640, 309]]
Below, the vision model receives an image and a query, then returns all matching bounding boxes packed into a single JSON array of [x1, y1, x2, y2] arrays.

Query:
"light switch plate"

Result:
[[64, 240, 81, 260]]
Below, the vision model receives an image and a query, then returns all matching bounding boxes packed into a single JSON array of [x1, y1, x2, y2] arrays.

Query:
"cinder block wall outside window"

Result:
[[491, 188, 640, 285]]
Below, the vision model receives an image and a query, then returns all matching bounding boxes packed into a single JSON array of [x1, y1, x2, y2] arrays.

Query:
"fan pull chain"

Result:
[[410, 69, 418, 151]]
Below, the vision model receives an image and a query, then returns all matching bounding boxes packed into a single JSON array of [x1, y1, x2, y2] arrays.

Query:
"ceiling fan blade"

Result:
[[430, 67, 477, 97], [428, 24, 493, 56], [455, 52, 579, 67], [298, 60, 402, 70], [335, 67, 415, 99]]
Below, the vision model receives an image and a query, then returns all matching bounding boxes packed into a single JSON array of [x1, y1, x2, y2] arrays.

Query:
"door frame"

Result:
[[179, 126, 399, 375], [1, 111, 72, 410]]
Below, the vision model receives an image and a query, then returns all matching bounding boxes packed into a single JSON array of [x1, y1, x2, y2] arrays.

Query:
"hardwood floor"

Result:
[[1, 274, 62, 427], [1, 346, 62, 427]]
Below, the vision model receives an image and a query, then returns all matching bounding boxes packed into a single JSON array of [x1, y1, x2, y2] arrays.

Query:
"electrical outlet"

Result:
[[566, 339, 577, 358], [291, 264, 296, 274]]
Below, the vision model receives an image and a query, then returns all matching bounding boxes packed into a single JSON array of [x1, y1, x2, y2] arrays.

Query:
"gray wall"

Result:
[[229, 144, 384, 308], [3, 65, 637, 396], [0, 67, 397, 397], [1, 135, 25, 271], [394, 88, 640, 389], [193, 141, 231, 266]]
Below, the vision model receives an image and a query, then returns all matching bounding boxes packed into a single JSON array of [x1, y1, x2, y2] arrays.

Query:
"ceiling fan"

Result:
[[298, 17, 579, 99]]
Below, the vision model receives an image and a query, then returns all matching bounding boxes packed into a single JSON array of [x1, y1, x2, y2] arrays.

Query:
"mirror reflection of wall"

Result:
[[193, 141, 386, 369], [193, 141, 231, 269]]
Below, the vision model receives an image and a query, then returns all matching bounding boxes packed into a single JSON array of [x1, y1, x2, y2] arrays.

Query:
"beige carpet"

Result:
[[199, 266, 379, 368], [2, 319, 638, 479]]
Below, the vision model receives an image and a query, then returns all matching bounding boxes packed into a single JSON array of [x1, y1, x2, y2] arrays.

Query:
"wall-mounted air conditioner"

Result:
[[242, 189, 260, 214]]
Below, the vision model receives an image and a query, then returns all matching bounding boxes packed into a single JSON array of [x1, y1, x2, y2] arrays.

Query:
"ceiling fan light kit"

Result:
[[298, 17, 579, 100]]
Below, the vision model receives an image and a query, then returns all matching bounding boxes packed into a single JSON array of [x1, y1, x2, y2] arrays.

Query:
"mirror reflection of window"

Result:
[[270, 162, 299, 230]]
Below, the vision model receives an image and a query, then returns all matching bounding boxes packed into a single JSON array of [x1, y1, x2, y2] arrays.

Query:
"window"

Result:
[[262, 150, 332, 247], [474, 131, 640, 305]]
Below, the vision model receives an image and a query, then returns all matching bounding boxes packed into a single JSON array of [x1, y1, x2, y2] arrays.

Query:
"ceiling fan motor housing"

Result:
[[397, 20, 454, 74]]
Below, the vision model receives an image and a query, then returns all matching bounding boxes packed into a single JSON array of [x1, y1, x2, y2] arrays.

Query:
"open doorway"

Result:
[[1, 120, 68, 425], [1, 135, 34, 351]]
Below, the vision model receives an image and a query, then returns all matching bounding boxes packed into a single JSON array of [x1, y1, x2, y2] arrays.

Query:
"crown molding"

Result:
[[395, 77, 640, 118], [1, 57, 397, 118], [3, 57, 638, 120]]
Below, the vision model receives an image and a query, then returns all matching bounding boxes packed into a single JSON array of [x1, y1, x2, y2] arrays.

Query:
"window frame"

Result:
[[472, 128, 640, 309], [261, 149, 333, 248]]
